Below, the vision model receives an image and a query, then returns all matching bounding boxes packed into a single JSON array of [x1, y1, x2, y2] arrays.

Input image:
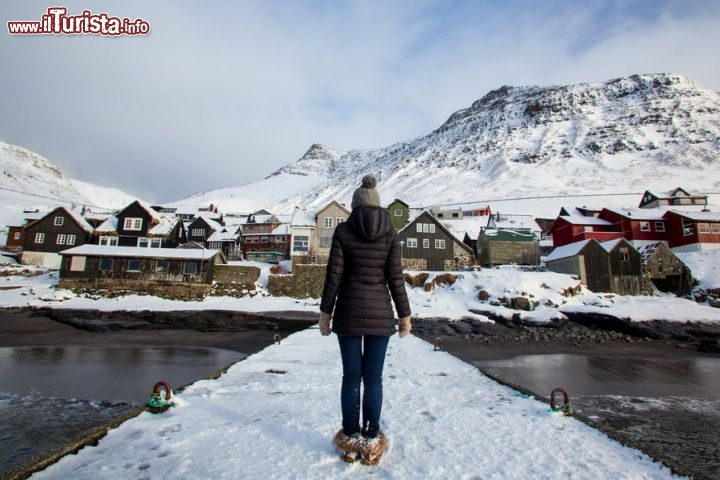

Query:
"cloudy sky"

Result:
[[1, 1, 719, 203]]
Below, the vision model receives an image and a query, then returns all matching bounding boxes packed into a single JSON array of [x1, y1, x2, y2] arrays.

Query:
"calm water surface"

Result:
[[0, 345, 247, 475]]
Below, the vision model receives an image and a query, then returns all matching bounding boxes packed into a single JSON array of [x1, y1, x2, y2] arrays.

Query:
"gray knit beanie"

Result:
[[351, 174, 381, 209]]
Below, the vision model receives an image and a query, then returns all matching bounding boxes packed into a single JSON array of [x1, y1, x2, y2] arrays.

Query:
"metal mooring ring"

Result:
[[550, 387, 573, 416], [152, 381, 173, 400]]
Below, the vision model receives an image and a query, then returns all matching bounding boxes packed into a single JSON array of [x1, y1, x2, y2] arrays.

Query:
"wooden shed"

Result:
[[637, 243, 693, 295], [545, 238, 647, 295]]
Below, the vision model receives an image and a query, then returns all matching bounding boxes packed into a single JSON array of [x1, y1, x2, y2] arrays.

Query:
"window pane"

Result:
[[184, 261, 199, 274], [128, 260, 141, 271], [100, 258, 113, 270]]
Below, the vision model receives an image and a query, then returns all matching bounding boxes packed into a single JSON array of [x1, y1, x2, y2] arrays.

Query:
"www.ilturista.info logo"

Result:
[[7, 7, 150, 36]]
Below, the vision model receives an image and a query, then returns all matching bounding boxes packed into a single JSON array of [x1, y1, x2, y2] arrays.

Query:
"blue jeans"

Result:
[[337, 335, 390, 438]]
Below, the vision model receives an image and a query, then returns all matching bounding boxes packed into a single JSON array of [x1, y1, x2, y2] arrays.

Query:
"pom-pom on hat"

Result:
[[351, 174, 381, 209]]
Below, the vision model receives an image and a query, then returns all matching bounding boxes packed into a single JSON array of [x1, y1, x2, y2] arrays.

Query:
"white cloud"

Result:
[[0, 1, 718, 203]]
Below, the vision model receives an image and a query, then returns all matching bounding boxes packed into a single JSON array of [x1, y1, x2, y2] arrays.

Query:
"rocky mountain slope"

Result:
[[183, 73, 720, 217], [0, 141, 137, 229]]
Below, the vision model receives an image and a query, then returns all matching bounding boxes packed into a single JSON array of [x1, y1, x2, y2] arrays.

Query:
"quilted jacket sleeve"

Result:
[[320, 229, 345, 314], [385, 233, 411, 319]]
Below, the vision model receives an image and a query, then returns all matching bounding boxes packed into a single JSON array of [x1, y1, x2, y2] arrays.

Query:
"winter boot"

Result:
[[359, 430, 388, 466], [333, 429, 363, 463]]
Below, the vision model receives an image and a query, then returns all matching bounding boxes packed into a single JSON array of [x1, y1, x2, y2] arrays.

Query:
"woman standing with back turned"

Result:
[[319, 174, 412, 465]]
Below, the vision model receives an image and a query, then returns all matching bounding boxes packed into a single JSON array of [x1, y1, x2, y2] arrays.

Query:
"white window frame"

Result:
[[54, 216, 64, 226], [324, 217, 333, 228], [56, 234, 67, 245], [191, 228, 205, 237], [99, 236, 118, 246], [123, 217, 143, 231], [640, 221, 650, 232], [423, 238, 430, 248], [13, 232, 21, 240], [66, 234, 76, 245], [435, 239, 446, 249], [208, 242, 222, 250], [336, 217, 345, 225], [711, 223, 720, 234], [406, 238, 417, 248], [34, 233, 45, 244], [320, 236, 332, 248], [416, 223, 423, 233], [697, 223, 711, 234], [293, 235, 309, 253], [394, 209, 403, 217], [654, 222, 665, 232]]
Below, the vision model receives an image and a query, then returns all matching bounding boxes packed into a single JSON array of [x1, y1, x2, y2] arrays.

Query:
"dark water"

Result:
[[0, 346, 246, 476], [474, 354, 720, 480]]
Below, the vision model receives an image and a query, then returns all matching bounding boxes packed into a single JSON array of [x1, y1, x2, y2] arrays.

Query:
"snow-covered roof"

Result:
[[148, 216, 181, 236], [441, 218, 484, 240], [192, 216, 224, 232], [602, 207, 666, 221], [599, 238, 625, 251], [95, 216, 118, 234], [271, 224, 292, 235], [487, 214, 540, 232], [544, 239, 593, 262], [62, 207, 95, 234], [59, 245, 222, 260], [556, 215, 612, 226], [207, 230, 239, 242], [666, 209, 720, 221]]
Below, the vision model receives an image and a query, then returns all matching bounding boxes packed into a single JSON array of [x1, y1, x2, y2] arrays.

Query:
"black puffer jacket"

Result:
[[320, 206, 411, 336]]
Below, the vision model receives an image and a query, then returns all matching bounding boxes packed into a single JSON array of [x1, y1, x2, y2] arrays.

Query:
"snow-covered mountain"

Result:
[[179, 73, 720, 217], [0, 141, 137, 230]]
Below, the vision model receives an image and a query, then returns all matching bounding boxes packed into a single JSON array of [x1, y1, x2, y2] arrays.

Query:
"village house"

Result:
[[241, 211, 287, 263], [477, 229, 541, 267], [186, 216, 242, 258], [597, 208, 670, 249], [92, 200, 187, 249], [662, 210, 720, 252], [544, 238, 647, 296], [20, 206, 95, 268], [288, 208, 318, 269], [548, 214, 622, 248], [397, 211, 474, 271], [314, 201, 350, 264], [57, 244, 225, 299], [388, 199, 411, 231], [638, 187, 708, 209]]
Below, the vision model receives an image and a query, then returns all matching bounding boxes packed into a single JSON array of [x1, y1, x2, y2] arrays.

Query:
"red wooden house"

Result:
[[662, 210, 720, 252], [596, 208, 670, 248], [548, 215, 621, 248]]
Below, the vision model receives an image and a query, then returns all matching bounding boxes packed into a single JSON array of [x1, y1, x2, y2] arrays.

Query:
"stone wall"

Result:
[[401, 257, 428, 270], [59, 278, 211, 301], [268, 264, 327, 298], [210, 264, 262, 298]]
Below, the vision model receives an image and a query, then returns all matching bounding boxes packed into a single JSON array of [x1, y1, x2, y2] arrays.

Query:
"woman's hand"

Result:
[[398, 316, 412, 338], [319, 312, 332, 336]]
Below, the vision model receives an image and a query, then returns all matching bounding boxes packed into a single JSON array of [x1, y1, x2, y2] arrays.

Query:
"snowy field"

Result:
[[2, 253, 719, 479], [31, 328, 683, 480]]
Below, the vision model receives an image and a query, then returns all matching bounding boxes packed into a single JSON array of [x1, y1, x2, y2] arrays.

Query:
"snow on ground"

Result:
[[31, 328, 682, 480], [676, 249, 720, 290], [2, 262, 720, 324]]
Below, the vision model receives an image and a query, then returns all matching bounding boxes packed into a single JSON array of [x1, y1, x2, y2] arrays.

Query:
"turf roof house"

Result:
[[477, 212, 541, 266], [58, 244, 226, 299], [20, 206, 94, 268], [93, 200, 187, 248], [397, 211, 474, 271]]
